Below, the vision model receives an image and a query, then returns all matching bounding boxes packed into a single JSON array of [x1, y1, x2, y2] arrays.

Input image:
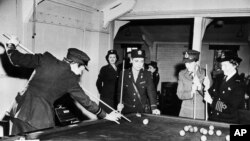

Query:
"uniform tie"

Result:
[[189, 72, 194, 79], [224, 76, 228, 81]]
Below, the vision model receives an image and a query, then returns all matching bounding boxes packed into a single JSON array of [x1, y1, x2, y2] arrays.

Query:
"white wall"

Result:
[[0, 0, 113, 120]]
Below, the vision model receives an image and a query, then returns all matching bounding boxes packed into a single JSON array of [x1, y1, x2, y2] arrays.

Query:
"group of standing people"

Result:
[[1, 34, 246, 136], [177, 49, 245, 124]]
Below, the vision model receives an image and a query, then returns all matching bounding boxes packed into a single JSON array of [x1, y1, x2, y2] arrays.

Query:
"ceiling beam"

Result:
[[102, 0, 136, 28]]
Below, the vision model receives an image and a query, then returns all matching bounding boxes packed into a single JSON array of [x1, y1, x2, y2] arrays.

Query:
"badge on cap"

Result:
[[221, 52, 225, 59], [184, 52, 189, 58], [138, 50, 142, 55]]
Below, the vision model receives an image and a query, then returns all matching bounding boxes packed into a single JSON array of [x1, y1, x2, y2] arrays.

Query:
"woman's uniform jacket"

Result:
[[208, 73, 245, 123], [96, 64, 119, 113], [117, 68, 158, 114], [177, 67, 206, 119], [8, 49, 106, 134]]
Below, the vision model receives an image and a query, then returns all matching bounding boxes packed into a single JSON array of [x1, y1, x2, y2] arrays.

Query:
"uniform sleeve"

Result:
[[68, 84, 107, 118], [177, 72, 193, 100], [155, 73, 160, 89], [7, 49, 42, 68], [146, 72, 158, 110], [96, 67, 104, 94]]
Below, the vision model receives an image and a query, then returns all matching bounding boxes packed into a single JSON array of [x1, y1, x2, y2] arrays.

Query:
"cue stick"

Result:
[[82, 87, 131, 122], [118, 53, 126, 108], [2, 34, 35, 54], [205, 64, 208, 121], [193, 65, 198, 120], [119, 49, 126, 109], [193, 80, 196, 120]]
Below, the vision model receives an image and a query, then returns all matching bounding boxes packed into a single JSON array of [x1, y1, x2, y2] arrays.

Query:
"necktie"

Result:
[[189, 72, 194, 79], [224, 76, 227, 81]]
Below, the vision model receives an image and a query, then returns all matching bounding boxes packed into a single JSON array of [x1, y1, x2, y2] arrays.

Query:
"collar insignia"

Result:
[[184, 52, 189, 58], [221, 53, 225, 59]]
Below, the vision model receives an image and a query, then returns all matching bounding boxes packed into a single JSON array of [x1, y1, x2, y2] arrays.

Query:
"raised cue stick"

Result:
[[205, 64, 208, 121], [3, 34, 34, 54], [118, 51, 126, 109], [193, 65, 198, 120], [2, 33, 131, 122]]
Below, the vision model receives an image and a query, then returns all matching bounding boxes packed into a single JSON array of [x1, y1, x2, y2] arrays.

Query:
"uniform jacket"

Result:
[[151, 71, 160, 90], [8, 49, 106, 131], [117, 68, 157, 114], [208, 73, 245, 124], [177, 67, 206, 119], [96, 64, 119, 113]]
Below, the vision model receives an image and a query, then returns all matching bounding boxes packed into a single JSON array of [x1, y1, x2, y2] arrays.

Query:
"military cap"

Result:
[[217, 51, 242, 64], [66, 48, 90, 66], [105, 49, 119, 62], [131, 49, 145, 58], [182, 50, 200, 63]]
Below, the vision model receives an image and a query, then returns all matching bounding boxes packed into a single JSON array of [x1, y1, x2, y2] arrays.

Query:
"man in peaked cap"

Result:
[[204, 50, 245, 123], [117, 49, 160, 115], [5, 36, 121, 135], [177, 49, 206, 120]]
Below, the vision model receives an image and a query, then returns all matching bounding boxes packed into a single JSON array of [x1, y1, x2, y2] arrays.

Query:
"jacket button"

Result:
[[222, 91, 225, 94], [213, 89, 215, 92], [134, 93, 136, 96], [217, 113, 219, 115], [133, 99, 136, 101], [133, 105, 135, 108]]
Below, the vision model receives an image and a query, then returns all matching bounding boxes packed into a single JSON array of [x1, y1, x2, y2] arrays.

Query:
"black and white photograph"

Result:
[[0, 0, 250, 140]]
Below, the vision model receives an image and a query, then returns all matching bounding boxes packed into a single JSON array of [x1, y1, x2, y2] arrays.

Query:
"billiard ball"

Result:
[[143, 119, 149, 125], [201, 135, 207, 141], [189, 127, 194, 132], [184, 126, 189, 131], [193, 126, 198, 132], [179, 130, 185, 136], [208, 130, 214, 135], [19, 137, 26, 141], [136, 113, 142, 117], [209, 125, 214, 130], [216, 130, 222, 136], [202, 129, 208, 135], [200, 128, 204, 133], [225, 135, 230, 141]]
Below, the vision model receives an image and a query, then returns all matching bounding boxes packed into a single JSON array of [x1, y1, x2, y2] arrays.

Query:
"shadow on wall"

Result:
[[0, 42, 33, 79], [159, 82, 182, 116]]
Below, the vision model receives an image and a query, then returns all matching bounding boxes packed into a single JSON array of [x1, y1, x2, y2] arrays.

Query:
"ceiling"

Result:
[[115, 17, 250, 43], [60, 0, 116, 10], [42, 1, 250, 44]]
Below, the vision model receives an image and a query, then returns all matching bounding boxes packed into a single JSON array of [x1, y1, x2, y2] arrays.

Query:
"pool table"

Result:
[[6, 114, 230, 141]]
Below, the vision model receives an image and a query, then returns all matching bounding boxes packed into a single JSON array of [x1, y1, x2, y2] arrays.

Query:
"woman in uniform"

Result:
[[177, 50, 206, 119]]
